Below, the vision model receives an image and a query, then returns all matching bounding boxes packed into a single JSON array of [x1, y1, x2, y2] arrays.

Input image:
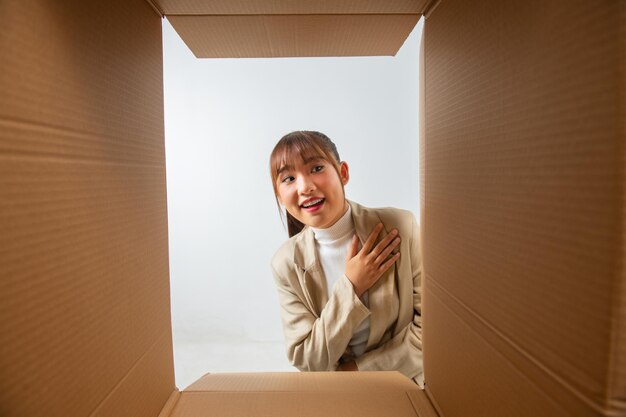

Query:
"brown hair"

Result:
[[269, 131, 343, 237]]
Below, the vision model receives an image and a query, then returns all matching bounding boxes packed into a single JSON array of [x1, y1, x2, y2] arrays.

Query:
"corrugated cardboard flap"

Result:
[[185, 371, 418, 392], [1, 2, 175, 417], [157, 390, 181, 417], [155, 0, 428, 15], [422, 0, 626, 416], [153, 0, 432, 57], [164, 372, 438, 417]]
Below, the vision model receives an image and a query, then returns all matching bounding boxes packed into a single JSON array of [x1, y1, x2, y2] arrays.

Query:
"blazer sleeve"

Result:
[[271, 260, 371, 372], [353, 211, 423, 380]]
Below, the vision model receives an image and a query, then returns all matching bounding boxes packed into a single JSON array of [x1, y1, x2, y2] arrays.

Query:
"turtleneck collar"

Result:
[[311, 203, 354, 243]]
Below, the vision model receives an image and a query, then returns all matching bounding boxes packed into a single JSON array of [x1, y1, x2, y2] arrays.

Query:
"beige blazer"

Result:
[[270, 199, 423, 384]]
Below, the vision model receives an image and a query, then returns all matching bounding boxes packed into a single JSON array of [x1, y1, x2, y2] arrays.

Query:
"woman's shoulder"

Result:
[[371, 205, 414, 221], [375, 206, 416, 237], [350, 200, 417, 234], [270, 230, 305, 275]]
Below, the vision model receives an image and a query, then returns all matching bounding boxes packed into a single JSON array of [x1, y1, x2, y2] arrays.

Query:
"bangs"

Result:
[[269, 132, 339, 187]]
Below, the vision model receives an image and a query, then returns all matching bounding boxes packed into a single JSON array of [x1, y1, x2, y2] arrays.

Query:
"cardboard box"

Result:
[[1, 0, 624, 417]]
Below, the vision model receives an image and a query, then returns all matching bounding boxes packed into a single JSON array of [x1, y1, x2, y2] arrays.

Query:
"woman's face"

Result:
[[276, 156, 349, 229]]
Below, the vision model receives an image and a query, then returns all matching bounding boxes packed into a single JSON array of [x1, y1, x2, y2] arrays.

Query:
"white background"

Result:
[[163, 17, 423, 389]]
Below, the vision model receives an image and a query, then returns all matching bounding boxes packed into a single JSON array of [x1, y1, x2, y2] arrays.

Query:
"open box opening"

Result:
[[162, 17, 424, 388], [1, 1, 624, 417]]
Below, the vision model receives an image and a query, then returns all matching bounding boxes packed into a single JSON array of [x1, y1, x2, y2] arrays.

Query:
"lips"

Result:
[[300, 197, 325, 208], [300, 197, 326, 211]]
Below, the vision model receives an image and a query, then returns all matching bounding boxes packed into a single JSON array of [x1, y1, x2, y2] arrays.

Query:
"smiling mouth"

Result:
[[301, 198, 325, 209]]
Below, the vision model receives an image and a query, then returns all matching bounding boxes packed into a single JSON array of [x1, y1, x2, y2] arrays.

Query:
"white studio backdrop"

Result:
[[163, 17, 424, 389]]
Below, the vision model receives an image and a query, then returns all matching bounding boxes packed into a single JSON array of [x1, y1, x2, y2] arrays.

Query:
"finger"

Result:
[[378, 251, 401, 272], [346, 234, 359, 260], [369, 228, 399, 259], [361, 223, 383, 254], [374, 236, 401, 266]]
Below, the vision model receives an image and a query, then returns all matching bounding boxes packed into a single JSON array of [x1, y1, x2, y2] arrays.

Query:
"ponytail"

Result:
[[286, 211, 305, 238]]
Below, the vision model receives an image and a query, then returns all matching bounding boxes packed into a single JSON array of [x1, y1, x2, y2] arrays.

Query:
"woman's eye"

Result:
[[281, 176, 295, 183], [312, 165, 324, 172]]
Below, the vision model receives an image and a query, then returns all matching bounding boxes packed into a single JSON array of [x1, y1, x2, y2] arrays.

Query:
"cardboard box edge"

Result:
[[157, 389, 181, 417]]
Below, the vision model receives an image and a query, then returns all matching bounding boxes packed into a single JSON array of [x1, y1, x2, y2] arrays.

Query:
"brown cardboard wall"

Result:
[[166, 14, 420, 58], [155, 0, 426, 15], [171, 372, 437, 417], [613, 0, 626, 406], [422, 1, 625, 416], [156, 0, 427, 58], [0, 1, 174, 417]]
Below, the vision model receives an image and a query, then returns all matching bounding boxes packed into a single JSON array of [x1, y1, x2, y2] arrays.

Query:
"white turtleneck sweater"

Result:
[[311, 204, 371, 358]]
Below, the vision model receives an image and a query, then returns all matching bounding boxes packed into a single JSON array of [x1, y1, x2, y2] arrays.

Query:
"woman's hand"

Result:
[[345, 222, 401, 297]]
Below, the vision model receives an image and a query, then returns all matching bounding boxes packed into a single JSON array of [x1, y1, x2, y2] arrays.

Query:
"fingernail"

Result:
[[395, 237, 400, 243], [391, 229, 398, 235]]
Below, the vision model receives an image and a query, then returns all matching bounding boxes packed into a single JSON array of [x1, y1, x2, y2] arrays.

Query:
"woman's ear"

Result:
[[339, 161, 350, 186]]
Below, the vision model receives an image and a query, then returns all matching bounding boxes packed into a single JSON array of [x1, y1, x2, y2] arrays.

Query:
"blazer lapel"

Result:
[[348, 200, 397, 350], [293, 226, 329, 317]]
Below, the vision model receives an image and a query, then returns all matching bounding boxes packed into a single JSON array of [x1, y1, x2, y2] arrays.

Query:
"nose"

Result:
[[297, 175, 316, 195]]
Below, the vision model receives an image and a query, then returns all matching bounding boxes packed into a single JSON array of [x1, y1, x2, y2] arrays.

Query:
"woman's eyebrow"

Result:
[[303, 156, 324, 164], [277, 157, 324, 174], [277, 165, 292, 175]]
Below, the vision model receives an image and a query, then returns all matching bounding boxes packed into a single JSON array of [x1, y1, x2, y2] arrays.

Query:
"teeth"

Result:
[[303, 198, 323, 208]]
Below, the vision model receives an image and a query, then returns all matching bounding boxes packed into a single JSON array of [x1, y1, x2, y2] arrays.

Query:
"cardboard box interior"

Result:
[[1, 0, 624, 417], [422, 2, 625, 416]]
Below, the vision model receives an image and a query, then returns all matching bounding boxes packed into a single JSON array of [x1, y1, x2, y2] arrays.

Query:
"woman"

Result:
[[269, 130, 423, 385]]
